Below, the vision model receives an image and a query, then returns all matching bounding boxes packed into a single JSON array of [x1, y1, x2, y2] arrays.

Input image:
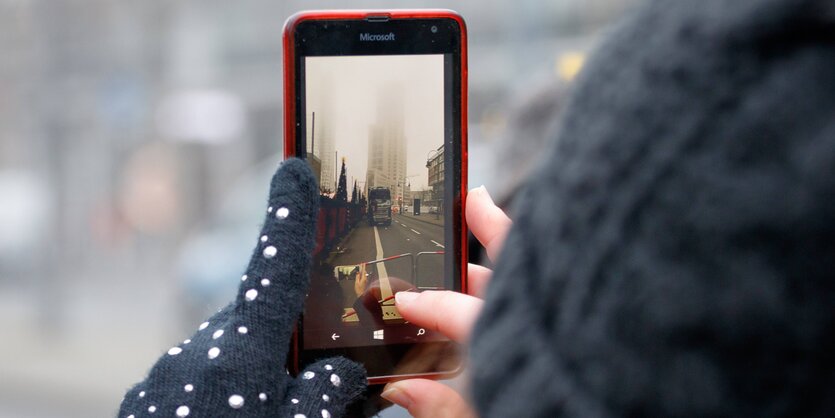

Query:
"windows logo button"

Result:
[[373, 329, 384, 340]]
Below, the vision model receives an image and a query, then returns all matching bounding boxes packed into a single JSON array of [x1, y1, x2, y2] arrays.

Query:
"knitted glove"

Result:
[[118, 159, 367, 418]]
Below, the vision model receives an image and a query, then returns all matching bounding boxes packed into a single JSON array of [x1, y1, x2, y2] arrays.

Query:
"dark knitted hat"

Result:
[[470, 0, 835, 417]]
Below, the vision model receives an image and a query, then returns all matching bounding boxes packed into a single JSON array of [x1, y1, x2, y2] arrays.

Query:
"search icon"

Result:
[[417, 328, 426, 336]]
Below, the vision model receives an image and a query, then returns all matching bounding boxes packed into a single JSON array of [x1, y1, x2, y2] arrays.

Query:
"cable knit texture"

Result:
[[119, 159, 367, 418], [470, 0, 835, 417]]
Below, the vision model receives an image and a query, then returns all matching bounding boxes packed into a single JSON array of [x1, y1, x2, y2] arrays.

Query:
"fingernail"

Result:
[[480, 186, 494, 201], [470, 185, 486, 195], [395, 291, 419, 306], [381, 384, 412, 409]]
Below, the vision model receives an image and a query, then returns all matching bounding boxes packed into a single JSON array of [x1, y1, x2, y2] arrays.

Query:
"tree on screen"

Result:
[[336, 157, 348, 202]]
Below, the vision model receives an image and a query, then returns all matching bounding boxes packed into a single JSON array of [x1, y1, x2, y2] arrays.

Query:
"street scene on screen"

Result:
[[302, 55, 448, 346]]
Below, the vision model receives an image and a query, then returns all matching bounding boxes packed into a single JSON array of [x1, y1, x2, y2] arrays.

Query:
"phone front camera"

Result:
[[430, 25, 438, 33]]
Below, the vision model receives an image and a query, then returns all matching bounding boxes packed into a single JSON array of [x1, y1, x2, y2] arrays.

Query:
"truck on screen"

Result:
[[367, 187, 392, 226]]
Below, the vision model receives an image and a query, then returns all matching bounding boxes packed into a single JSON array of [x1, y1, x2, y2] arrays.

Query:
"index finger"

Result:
[[394, 290, 483, 343], [466, 186, 512, 262], [237, 159, 320, 353], [467, 263, 492, 298]]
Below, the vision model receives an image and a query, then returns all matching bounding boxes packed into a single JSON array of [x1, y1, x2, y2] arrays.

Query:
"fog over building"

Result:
[[366, 87, 407, 203]]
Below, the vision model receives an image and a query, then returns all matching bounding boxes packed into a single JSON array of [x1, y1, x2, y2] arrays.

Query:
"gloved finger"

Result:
[[280, 357, 368, 418], [381, 378, 477, 418], [119, 159, 319, 418], [234, 158, 320, 358], [120, 159, 319, 417]]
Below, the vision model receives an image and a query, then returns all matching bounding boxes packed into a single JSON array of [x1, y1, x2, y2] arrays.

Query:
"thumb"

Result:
[[280, 357, 368, 418], [381, 379, 477, 418]]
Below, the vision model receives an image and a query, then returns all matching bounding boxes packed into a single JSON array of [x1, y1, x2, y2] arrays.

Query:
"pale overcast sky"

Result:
[[305, 54, 444, 191]]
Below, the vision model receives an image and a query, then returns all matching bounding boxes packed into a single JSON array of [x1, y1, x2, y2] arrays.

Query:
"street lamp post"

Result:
[[401, 179, 405, 215], [401, 174, 418, 216]]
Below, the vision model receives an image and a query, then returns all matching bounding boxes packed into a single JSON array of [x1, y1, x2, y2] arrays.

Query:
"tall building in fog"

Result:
[[366, 87, 407, 203], [309, 76, 336, 193], [314, 117, 336, 193]]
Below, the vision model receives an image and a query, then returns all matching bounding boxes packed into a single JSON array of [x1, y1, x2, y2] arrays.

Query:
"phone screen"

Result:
[[303, 53, 452, 349], [290, 16, 464, 378]]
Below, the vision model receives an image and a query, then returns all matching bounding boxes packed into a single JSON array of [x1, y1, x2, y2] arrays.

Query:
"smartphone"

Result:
[[283, 10, 467, 384]]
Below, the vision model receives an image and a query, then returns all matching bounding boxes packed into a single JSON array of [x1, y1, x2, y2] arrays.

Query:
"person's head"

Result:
[[470, 0, 835, 416]]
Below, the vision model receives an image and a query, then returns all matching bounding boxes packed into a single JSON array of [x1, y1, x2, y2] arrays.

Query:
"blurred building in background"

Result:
[[426, 144, 444, 211], [0, 0, 636, 416]]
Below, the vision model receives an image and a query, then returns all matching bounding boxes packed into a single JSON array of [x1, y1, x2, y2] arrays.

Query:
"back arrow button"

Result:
[[331, 333, 340, 341]]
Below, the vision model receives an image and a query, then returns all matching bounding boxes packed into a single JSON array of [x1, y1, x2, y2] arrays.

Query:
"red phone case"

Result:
[[282, 9, 468, 385]]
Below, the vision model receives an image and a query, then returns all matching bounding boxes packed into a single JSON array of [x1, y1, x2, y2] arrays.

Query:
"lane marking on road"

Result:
[[373, 226, 389, 278], [373, 226, 400, 319], [410, 228, 421, 235], [373, 226, 392, 300], [431, 240, 445, 248]]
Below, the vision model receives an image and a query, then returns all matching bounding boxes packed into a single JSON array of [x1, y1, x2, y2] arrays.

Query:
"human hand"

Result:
[[354, 263, 368, 297], [380, 186, 512, 418], [118, 159, 366, 418]]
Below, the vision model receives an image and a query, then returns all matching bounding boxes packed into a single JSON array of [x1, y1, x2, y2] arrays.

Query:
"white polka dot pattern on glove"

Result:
[[118, 159, 367, 418]]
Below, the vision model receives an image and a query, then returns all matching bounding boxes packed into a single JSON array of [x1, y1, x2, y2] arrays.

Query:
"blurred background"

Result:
[[0, 0, 638, 416]]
